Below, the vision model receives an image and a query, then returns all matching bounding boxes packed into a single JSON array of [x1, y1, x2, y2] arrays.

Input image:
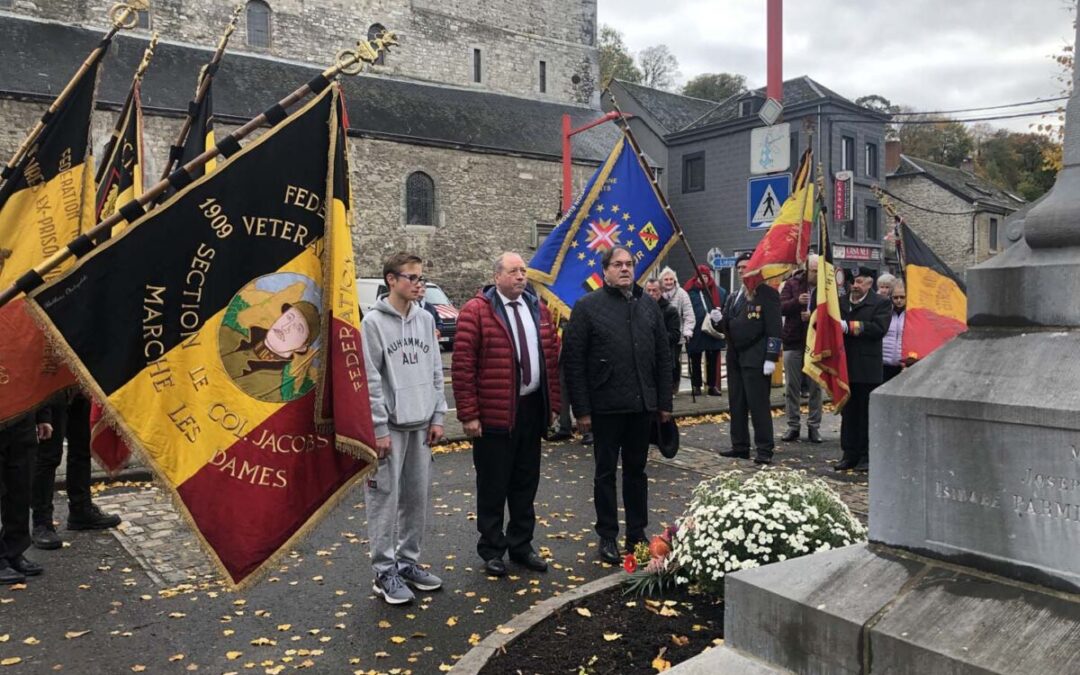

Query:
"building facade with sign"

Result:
[[607, 76, 888, 291]]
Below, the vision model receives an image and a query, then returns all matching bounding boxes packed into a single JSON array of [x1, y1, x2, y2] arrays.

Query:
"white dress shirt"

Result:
[[497, 290, 541, 396]]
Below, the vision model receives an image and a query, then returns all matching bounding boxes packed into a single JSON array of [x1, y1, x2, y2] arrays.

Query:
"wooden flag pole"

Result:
[[95, 33, 158, 189], [0, 1, 146, 191], [603, 88, 717, 307], [158, 5, 243, 182], [0, 30, 399, 309]]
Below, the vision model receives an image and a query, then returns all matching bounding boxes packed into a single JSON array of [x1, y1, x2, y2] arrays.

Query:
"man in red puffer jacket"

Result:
[[452, 252, 561, 578]]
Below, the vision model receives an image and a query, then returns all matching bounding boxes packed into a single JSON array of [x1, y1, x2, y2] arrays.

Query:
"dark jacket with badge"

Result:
[[840, 291, 893, 384], [779, 271, 813, 350], [563, 284, 673, 417], [687, 286, 727, 353], [719, 284, 782, 369], [658, 297, 682, 355]]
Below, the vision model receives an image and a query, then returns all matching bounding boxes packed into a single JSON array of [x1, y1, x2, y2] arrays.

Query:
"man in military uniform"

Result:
[[716, 253, 782, 465], [836, 267, 893, 472], [220, 299, 321, 403]]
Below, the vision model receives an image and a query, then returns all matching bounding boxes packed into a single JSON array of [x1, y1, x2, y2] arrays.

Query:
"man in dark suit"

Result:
[[453, 253, 561, 577], [563, 246, 672, 564], [837, 267, 893, 472], [717, 253, 783, 465]]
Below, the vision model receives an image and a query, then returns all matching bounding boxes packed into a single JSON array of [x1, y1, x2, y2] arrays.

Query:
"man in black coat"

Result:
[[837, 266, 893, 472], [717, 253, 783, 464], [645, 279, 681, 387], [563, 246, 673, 565]]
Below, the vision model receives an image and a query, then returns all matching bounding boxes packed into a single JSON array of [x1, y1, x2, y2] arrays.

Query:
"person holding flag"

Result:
[[836, 267, 892, 472]]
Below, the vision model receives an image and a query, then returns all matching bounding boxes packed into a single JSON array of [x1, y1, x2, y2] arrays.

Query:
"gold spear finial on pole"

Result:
[[134, 32, 159, 81], [108, 0, 150, 30]]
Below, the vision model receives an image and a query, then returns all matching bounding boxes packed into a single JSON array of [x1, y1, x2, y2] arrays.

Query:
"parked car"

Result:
[[355, 277, 458, 350]]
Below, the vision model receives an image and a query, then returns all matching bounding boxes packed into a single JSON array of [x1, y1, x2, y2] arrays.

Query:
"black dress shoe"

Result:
[[32, 524, 62, 550], [511, 551, 548, 572], [707, 387, 722, 396], [834, 457, 860, 471], [581, 432, 593, 446], [781, 429, 799, 442], [854, 458, 870, 472], [691, 388, 702, 397], [0, 563, 25, 585], [8, 555, 42, 577], [483, 558, 507, 577], [808, 428, 823, 444], [598, 539, 620, 565], [753, 455, 773, 465], [548, 430, 572, 442], [718, 449, 750, 459], [67, 503, 121, 531]]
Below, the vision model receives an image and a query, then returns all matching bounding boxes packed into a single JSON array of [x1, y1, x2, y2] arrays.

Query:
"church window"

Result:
[[246, 0, 271, 48], [406, 172, 436, 226]]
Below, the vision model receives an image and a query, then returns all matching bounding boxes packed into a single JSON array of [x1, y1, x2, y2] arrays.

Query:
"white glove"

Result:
[[763, 361, 776, 376], [840, 320, 849, 334], [709, 308, 723, 323]]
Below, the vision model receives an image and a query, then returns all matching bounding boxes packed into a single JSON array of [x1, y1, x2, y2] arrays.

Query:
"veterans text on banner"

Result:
[[527, 134, 678, 321], [28, 84, 376, 588], [0, 42, 104, 424]]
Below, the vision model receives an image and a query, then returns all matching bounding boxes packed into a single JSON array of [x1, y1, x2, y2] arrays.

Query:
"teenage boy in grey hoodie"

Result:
[[362, 252, 448, 605]]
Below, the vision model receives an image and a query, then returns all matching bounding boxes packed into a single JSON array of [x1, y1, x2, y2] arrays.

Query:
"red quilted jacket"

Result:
[[452, 286, 561, 432]]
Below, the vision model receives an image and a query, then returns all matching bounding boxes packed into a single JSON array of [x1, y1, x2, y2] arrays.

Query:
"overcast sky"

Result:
[[598, 0, 1073, 132]]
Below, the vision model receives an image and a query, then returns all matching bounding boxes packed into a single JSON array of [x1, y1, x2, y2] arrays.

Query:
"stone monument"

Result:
[[671, 21, 1080, 675]]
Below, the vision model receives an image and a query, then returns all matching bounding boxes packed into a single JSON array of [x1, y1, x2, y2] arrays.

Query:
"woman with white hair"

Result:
[[659, 267, 694, 391], [876, 272, 897, 298]]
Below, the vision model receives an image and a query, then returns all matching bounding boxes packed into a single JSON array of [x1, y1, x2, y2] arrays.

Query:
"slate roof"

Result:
[[610, 80, 717, 135], [891, 155, 1025, 212], [0, 16, 618, 163]]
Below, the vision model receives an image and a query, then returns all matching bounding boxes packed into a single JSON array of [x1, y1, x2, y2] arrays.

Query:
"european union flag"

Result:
[[528, 135, 677, 319]]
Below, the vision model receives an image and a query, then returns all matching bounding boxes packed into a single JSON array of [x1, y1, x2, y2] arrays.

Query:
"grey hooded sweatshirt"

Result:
[[361, 298, 447, 438]]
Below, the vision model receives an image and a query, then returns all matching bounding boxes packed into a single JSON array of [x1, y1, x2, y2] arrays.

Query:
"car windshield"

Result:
[[424, 285, 451, 305]]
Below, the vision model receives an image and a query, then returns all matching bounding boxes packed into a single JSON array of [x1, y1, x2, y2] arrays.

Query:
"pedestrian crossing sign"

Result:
[[747, 173, 791, 230]]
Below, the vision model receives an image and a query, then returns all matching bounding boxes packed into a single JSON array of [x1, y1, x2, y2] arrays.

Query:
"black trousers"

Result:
[[688, 350, 719, 389], [883, 365, 903, 383], [840, 382, 878, 462], [671, 344, 683, 390], [557, 358, 573, 433], [472, 392, 544, 561], [727, 350, 774, 458], [0, 416, 38, 562], [32, 397, 92, 525], [591, 412, 651, 545]]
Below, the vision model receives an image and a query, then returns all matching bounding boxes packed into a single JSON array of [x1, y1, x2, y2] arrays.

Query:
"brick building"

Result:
[[0, 1, 614, 301], [608, 77, 889, 291], [886, 154, 1025, 276]]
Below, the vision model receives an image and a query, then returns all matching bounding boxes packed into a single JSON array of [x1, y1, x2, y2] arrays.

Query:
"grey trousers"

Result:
[[364, 427, 431, 575], [783, 349, 822, 432]]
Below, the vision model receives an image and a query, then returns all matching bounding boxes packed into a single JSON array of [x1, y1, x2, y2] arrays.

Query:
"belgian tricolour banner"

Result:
[[743, 148, 814, 292], [803, 199, 850, 410], [159, 72, 217, 204], [527, 134, 678, 320], [899, 220, 967, 360], [0, 44, 104, 423], [29, 84, 376, 588]]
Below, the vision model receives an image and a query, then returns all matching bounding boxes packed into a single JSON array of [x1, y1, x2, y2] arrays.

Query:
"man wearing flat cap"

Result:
[[715, 252, 782, 465], [836, 266, 892, 472]]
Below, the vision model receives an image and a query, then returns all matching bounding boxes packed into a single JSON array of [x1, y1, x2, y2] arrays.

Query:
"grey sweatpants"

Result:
[[364, 427, 431, 575], [783, 349, 822, 432]]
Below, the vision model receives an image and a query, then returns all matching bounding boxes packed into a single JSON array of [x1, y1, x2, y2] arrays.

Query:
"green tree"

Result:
[[599, 25, 641, 89], [896, 114, 975, 168], [682, 73, 747, 101], [976, 130, 1057, 200], [638, 44, 680, 91]]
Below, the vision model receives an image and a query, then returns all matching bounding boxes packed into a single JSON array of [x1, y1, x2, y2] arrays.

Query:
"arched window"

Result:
[[246, 0, 271, 48], [406, 172, 435, 226], [367, 23, 386, 66]]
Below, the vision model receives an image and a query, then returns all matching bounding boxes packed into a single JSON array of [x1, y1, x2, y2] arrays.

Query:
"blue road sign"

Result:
[[711, 256, 738, 269], [747, 173, 791, 231]]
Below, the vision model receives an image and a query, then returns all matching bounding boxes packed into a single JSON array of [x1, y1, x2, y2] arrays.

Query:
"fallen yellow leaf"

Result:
[[603, 632, 622, 641], [226, 651, 243, 660], [0, 658, 21, 667], [0, 635, 7, 642], [496, 627, 515, 635], [169, 654, 185, 662], [250, 637, 276, 646], [65, 630, 91, 640], [168, 612, 186, 619], [377, 621, 391, 629], [652, 647, 671, 672], [445, 616, 458, 627], [468, 633, 481, 646], [671, 634, 689, 647], [265, 667, 285, 675], [277, 624, 292, 631], [131, 666, 147, 673], [575, 607, 592, 618], [23, 637, 39, 645], [439, 664, 453, 672], [389, 636, 407, 644]]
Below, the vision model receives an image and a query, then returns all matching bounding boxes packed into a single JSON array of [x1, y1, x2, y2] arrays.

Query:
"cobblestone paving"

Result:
[[93, 486, 216, 586]]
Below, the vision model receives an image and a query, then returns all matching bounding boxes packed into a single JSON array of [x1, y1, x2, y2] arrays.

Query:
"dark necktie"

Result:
[[508, 301, 532, 388]]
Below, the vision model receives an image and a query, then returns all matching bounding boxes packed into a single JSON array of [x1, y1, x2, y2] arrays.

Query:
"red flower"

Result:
[[623, 554, 637, 573]]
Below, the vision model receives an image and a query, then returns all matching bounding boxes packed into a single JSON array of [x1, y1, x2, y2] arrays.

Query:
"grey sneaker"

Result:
[[398, 561, 443, 591], [373, 571, 415, 605]]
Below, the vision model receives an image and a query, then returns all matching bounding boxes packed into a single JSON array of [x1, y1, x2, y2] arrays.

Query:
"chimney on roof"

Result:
[[885, 139, 902, 174], [960, 156, 975, 174]]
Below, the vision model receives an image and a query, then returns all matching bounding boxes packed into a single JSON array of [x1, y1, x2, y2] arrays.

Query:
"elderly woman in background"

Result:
[[881, 280, 907, 382], [876, 272, 897, 298], [659, 267, 694, 393]]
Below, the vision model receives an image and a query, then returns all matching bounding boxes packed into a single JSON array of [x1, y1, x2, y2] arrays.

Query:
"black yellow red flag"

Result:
[[743, 148, 814, 292], [28, 84, 377, 588], [803, 198, 851, 410], [159, 73, 217, 203], [0, 44, 104, 423], [899, 219, 967, 360]]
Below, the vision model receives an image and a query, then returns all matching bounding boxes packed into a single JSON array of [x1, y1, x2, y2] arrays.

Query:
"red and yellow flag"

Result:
[[0, 44, 105, 423], [899, 220, 967, 361], [744, 148, 815, 292], [803, 199, 850, 410], [28, 84, 376, 588]]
